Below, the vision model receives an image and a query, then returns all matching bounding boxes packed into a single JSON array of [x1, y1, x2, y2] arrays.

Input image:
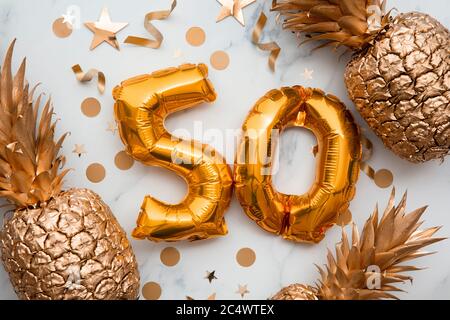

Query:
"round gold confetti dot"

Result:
[[160, 247, 181, 267], [336, 209, 352, 226], [52, 17, 73, 38], [210, 50, 230, 70], [86, 163, 106, 183], [186, 27, 205, 47], [236, 247, 256, 267], [81, 97, 101, 117], [374, 169, 394, 189], [142, 282, 161, 300], [114, 151, 134, 170]]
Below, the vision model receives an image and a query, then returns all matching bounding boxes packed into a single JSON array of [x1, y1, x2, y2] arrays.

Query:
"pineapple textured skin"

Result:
[[0, 188, 140, 300], [345, 12, 450, 163]]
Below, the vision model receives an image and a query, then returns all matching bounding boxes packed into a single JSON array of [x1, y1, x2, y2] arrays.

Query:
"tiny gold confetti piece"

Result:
[[236, 284, 250, 298], [142, 282, 161, 300], [52, 17, 72, 38], [210, 50, 230, 70], [72, 144, 87, 157]]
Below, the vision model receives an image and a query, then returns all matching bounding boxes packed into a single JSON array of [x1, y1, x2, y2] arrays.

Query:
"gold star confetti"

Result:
[[85, 7, 128, 50], [72, 144, 87, 157], [207, 293, 216, 300], [302, 68, 314, 80], [62, 13, 75, 28], [186, 293, 216, 300], [106, 121, 118, 135], [205, 271, 218, 283], [216, 0, 256, 26], [236, 284, 250, 298]]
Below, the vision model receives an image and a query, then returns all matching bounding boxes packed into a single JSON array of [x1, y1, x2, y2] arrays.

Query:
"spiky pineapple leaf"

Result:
[[0, 40, 68, 207]]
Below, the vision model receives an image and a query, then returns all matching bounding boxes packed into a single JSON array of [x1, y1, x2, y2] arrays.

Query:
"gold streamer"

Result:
[[71, 64, 105, 94], [360, 135, 375, 179], [251, 12, 280, 72], [124, 0, 177, 49], [360, 135, 394, 188]]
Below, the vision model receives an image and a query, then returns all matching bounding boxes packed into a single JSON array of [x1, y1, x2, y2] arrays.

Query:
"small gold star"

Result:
[[302, 68, 314, 80], [207, 293, 216, 300], [106, 121, 118, 135], [216, 0, 256, 26], [205, 270, 218, 283], [72, 144, 87, 157], [236, 284, 250, 298], [85, 7, 128, 50], [186, 293, 216, 300]]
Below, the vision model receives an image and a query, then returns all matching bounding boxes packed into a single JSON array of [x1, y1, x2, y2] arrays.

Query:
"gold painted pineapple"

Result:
[[0, 41, 140, 300], [272, 0, 450, 163], [271, 189, 444, 300]]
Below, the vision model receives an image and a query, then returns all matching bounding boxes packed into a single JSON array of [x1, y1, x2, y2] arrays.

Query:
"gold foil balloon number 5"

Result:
[[234, 87, 361, 243], [113, 64, 233, 241]]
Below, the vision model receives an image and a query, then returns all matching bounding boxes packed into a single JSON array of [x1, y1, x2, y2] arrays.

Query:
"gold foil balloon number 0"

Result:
[[113, 64, 361, 243], [235, 87, 361, 243]]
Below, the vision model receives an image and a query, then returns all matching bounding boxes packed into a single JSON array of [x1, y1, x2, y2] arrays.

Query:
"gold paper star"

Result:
[[85, 7, 128, 50], [72, 144, 87, 157], [236, 284, 250, 298], [205, 271, 218, 283], [106, 121, 118, 135], [302, 68, 314, 80], [216, 0, 256, 26]]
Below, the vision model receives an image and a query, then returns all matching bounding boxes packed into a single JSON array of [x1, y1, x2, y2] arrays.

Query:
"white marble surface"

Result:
[[0, 0, 449, 300]]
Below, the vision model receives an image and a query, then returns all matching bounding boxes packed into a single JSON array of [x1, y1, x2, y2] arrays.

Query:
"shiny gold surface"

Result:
[[84, 7, 128, 50], [113, 63, 233, 242], [234, 87, 361, 243], [345, 12, 450, 163]]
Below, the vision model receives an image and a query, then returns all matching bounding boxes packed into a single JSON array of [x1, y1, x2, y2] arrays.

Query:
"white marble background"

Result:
[[0, 0, 449, 300]]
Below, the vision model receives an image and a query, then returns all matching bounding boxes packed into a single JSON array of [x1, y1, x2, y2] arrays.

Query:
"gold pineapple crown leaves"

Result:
[[273, 188, 445, 300], [272, 0, 391, 50], [0, 40, 69, 207], [316, 188, 445, 300]]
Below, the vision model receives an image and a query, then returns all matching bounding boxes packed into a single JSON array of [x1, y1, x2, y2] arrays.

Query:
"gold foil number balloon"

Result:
[[234, 87, 361, 243], [113, 63, 233, 241]]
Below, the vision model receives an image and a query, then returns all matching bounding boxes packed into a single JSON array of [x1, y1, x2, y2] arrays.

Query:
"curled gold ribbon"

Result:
[[360, 135, 375, 179], [71, 64, 105, 94], [124, 0, 177, 49], [251, 12, 280, 72]]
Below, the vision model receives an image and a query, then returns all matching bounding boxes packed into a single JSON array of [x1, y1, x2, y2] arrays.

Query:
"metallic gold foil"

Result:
[[124, 0, 177, 49], [113, 63, 233, 242], [252, 12, 280, 72], [84, 7, 128, 51], [71, 64, 105, 94], [234, 87, 361, 243]]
